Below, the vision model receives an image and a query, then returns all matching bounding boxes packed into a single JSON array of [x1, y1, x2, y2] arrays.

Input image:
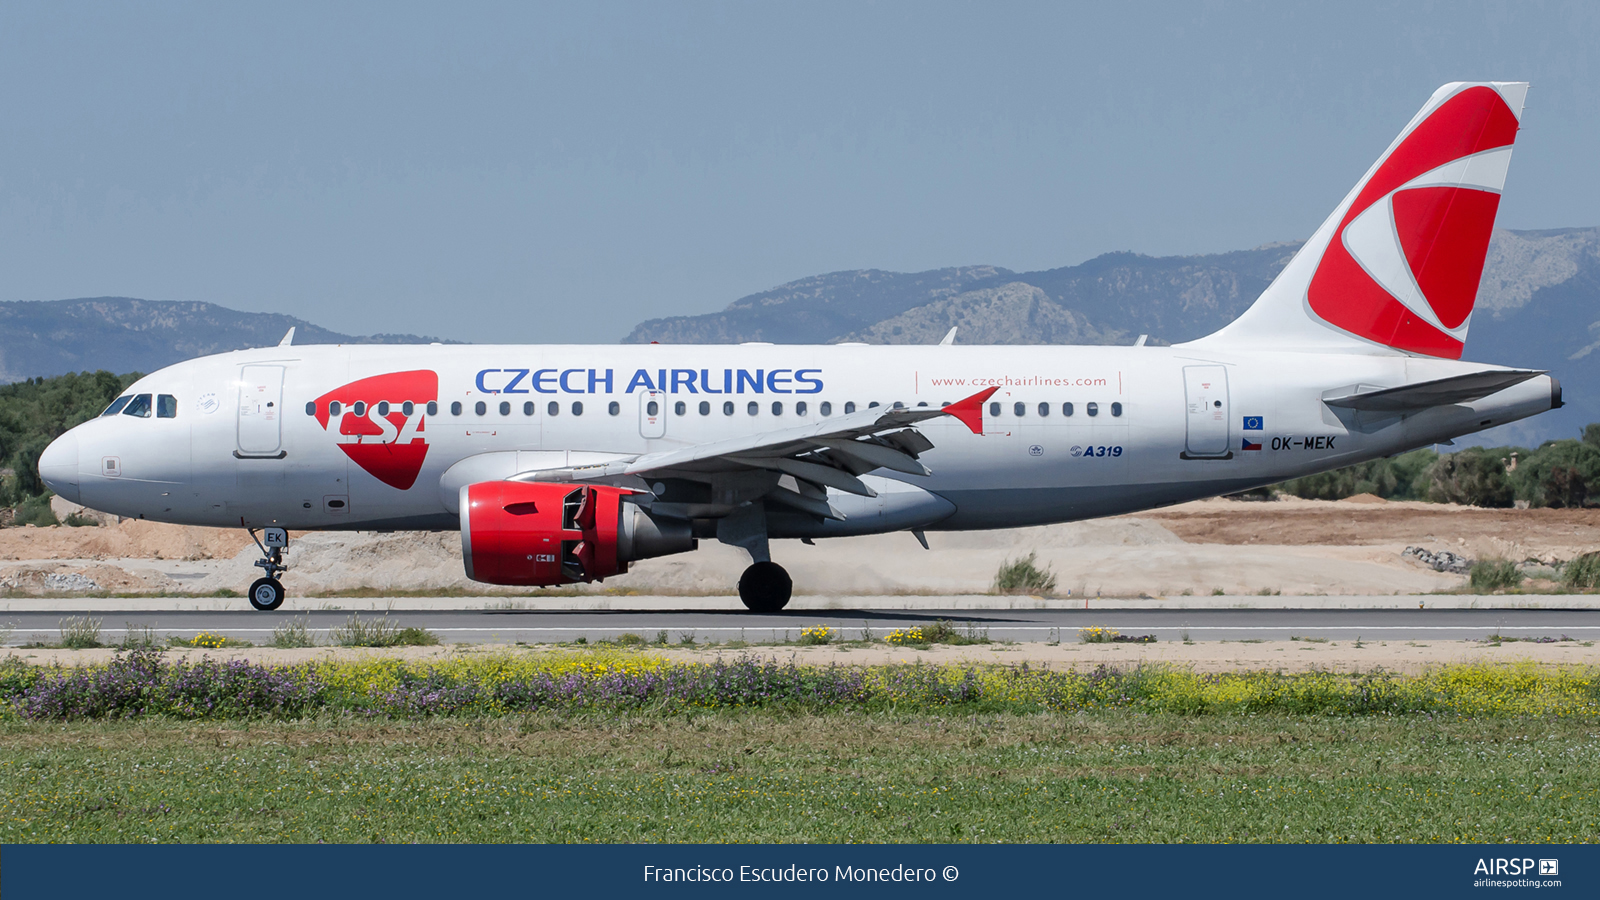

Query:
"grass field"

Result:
[[2, 711, 1596, 844]]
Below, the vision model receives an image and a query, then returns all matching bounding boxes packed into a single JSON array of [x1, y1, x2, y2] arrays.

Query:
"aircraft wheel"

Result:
[[248, 577, 286, 611], [738, 561, 792, 612]]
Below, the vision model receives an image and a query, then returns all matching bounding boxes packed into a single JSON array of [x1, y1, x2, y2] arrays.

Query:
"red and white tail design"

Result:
[[1199, 82, 1527, 358]]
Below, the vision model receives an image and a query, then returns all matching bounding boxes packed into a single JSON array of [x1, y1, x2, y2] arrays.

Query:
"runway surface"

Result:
[[9, 608, 1600, 644]]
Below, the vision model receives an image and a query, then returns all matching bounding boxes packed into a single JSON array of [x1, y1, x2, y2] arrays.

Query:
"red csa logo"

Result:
[[312, 371, 438, 491], [1309, 86, 1521, 359]]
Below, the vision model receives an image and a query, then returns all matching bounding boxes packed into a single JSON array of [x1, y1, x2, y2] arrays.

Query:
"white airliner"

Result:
[[38, 81, 1559, 612]]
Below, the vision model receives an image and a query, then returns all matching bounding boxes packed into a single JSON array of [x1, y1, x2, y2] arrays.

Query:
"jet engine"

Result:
[[460, 481, 696, 586]]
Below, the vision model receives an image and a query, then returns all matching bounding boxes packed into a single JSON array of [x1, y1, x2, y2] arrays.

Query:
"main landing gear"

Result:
[[738, 561, 792, 612], [247, 527, 289, 611]]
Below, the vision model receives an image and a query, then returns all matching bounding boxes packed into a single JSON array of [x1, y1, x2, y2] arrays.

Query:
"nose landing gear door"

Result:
[[237, 365, 286, 457], [1181, 365, 1232, 459]]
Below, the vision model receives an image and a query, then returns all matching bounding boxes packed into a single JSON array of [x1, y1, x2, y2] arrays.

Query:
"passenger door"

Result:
[[237, 365, 286, 457]]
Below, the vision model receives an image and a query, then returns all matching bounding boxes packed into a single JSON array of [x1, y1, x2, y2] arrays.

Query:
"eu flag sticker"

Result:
[[1242, 416, 1264, 431]]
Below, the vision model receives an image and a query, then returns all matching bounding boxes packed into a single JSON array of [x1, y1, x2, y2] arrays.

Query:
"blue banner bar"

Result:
[[3, 844, 1593, 899]]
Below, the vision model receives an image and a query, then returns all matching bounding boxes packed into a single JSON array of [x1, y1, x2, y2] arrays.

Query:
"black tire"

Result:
[[248, 577, 286, 611], [738, 561, 792, 612]]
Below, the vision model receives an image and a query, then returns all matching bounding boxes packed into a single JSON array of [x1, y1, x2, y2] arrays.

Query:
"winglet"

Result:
[[278, 327, 296, 347], [942, 387, 998, 434]]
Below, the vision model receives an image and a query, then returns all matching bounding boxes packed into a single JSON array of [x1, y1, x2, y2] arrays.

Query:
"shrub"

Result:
[[885, 627, 924, 646], [1079, 626, 1119, 644], [118, 623, 160, 650], [798, 625, 834, 645], [395, 627, 440, 646], [330, 614, 400, 647], [271, 619, 317, 648], [58, 616, 102, 649], [187, 632, 238, 649], [918, 619, 990, 645], [63, 512, 99, 527], [12, 495, 58, 527], [1469, 558, 1523, 591], [993, 552, 1057, 595], [1563, 552, 1600, 590]]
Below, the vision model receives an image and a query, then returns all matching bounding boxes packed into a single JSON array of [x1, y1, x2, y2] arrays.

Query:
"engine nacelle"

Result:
[[460, 481, 696, 586]]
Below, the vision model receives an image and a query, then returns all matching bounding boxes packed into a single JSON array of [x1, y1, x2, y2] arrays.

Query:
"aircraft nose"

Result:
[[38, 431, 80, 503]]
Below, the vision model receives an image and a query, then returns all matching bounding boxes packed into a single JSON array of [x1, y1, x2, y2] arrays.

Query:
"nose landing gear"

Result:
[[247, 527, 289, 611]]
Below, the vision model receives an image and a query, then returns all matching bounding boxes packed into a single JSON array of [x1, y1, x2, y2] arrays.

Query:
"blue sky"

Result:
[[1, 1, 1595, 342]]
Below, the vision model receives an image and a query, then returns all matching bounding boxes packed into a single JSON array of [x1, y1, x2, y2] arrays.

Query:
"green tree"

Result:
[[1424, 447, 1515, 507], [1510, 439, 1600, 508], [0, 370, 140, 507]]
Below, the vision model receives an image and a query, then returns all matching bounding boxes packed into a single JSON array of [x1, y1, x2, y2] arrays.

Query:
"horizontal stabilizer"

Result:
[[1322, 369, 1543, 413]]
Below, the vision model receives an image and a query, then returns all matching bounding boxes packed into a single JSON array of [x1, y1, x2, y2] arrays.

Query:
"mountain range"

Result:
[[0, 297, 445, 384], [4, 227, 1595, 446]]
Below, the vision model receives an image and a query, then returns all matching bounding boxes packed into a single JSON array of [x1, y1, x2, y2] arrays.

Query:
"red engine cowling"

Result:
[[460, 481, 695, 586]]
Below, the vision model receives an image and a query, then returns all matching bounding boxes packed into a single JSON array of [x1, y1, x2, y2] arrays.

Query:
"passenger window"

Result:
[[747, 401, 759, 416], [331, 401, 342, 416], [1111, 402, 1123, 417], [647, 401, 659, 416], [378, 401, 390, 416], [796, 401, 807, 416], [892, 401, 904, 409], [524, 401, 535, 415], [571, 401, 583, 416], [1013, 402, 1026, 417], [304, 401, 316, 416], [157, 395, 178, 418], [402, 401, 414, 416], [844, 402, 856, 414], [868, 401, 880, 408], [474, 401, 486, 416], [498, 401, 510, 416], [426, 401, 438, 416], [609, 401, 621, 415], [675, 401, 686, 416], [548, 401, 559, 416], [354, 401, 367, 416], [450, 401, 462, 416], [1087, 402, 1099, 417], [820, 401, 832, 416], [771, 401, 783, 416], [1063, 402, 1074, 417], [1038, 402, 1050, 417], [988, 402, 1000, 417], [122, 394, 153, 418], [699, 401, 710, 415], [723, 401, 735, 416], [102, 396, 132, 417]]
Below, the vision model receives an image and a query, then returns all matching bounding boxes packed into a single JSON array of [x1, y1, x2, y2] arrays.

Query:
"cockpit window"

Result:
[[101, 396, 132, 417], [157, 394, 178, 418], [122, 394, 153, 418]]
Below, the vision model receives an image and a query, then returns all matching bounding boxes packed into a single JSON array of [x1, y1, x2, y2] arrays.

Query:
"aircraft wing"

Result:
[[1322, 370, 1544, 413], [512, 387, 996, 520]]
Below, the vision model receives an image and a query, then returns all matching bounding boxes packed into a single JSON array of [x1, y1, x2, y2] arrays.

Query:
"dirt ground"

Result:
[[1, 495, 1595, 597], [1143, 495, 1600, 563], [3, 639, 1595, 674]]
